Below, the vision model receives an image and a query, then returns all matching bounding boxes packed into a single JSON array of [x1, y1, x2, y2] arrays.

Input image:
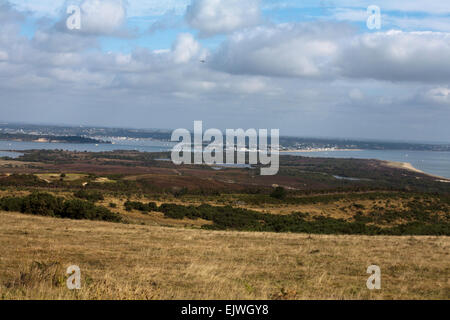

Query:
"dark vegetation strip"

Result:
[[0, 192, 121, 222], [156, 203, 449, 236], [1, 192, 449, 236]]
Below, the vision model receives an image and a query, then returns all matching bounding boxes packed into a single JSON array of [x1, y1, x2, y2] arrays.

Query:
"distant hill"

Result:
[[0, 133, 110, 144]]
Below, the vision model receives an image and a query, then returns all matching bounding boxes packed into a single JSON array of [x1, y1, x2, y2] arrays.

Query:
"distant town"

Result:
[[0, 122, 449, 152]]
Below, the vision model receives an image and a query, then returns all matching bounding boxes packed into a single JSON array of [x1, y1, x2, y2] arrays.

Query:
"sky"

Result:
[[0, 0, 449, 142]]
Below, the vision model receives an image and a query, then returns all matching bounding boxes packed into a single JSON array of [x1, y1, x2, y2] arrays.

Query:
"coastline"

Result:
[[383, 160, 450, 182]]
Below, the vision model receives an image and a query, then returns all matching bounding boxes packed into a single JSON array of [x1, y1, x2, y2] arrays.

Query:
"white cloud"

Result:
[[210, 23, 450, 83], [8, 0, 65, 17], [338, 30, 450, 82], [186, 0, 261, 36], [172, 33, 205, 63], [79, 0, 127, 35], [211, 22, 350, 78], [425, 87, 450, 105]]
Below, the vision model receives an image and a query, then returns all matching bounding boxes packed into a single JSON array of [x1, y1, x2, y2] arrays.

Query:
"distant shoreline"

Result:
[[0, 136, 110, 144], [384, 160, 450, 182]]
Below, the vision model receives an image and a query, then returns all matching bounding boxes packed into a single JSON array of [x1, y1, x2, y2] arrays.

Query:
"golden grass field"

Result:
[[0, 211, 448, 300]]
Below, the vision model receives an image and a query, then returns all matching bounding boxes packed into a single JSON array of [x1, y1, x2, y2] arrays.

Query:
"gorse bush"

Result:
[[270, 186, 287, 199], [61, 199, 119, 221], [73, 190, 104, 202], [155, 202, 450, 236], [0, 193, 121, 222], [21, 192, 64, 217], [124, 200, 157, 213], [0, 193, 64, 217]]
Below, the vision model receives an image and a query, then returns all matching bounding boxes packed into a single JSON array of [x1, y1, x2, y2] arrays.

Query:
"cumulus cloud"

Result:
[[210, 24, 450, 83], [78, 0, 126, 35], [337, 30, 450, 83], [172, 33, 205, 63], [211, 22, 351, 78], [51, 0, 128, 36], [186, 0, 261, 36]]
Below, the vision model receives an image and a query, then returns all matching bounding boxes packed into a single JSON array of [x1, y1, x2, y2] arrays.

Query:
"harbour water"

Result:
[[0, 139, 175, 154]]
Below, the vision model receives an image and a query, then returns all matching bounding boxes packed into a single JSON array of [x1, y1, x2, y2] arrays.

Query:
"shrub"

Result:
[[270, 187, 287, 200], [61, 199, 121, 222], [21, 192, 64, 217], [124, 200, 157, 213], [0, 193, 121, 223], [155, 201, 449, 236], [74, 190, 104, 202]]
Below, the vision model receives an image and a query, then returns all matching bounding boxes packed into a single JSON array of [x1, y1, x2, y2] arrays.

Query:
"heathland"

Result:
[[0, 150, 448, 299]]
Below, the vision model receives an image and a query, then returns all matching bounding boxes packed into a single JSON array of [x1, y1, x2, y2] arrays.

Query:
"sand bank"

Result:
[[384, 161, 450, 181]]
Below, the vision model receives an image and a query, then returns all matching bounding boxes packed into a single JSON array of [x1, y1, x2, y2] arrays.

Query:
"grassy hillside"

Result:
[[1, 212, 448, 300]]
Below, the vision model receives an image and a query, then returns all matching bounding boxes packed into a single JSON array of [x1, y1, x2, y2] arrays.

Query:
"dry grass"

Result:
[[35, 173, 88, 183], [98, 196, 213, 228], [0, 211, 449, 300]]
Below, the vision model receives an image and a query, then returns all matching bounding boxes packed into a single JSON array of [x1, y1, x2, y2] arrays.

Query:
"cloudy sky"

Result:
[[0, 0, 449, 142]]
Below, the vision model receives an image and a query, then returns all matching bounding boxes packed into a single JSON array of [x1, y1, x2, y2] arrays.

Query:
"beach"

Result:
[[384, 160, 450, 181]]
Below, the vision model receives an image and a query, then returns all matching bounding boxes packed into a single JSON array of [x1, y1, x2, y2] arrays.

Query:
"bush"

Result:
[[0, 193, 121, 223], [74, 190, 104, 202], [124, 200, 158, 213], [0, 196, 25, 212], [270, 187, 287, 200], [21, 192, 64, 217], [155, 202, 449, 236], [61, 199, 121, 222]]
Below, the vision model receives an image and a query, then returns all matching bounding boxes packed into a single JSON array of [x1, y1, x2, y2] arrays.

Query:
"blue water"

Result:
[[1, 140, 450, 179], [0, 139, 175, 153], [285, 150, 450, 179]]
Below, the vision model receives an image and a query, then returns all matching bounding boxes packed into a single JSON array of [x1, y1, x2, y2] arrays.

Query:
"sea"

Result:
[[1, 140, 450, 179]]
